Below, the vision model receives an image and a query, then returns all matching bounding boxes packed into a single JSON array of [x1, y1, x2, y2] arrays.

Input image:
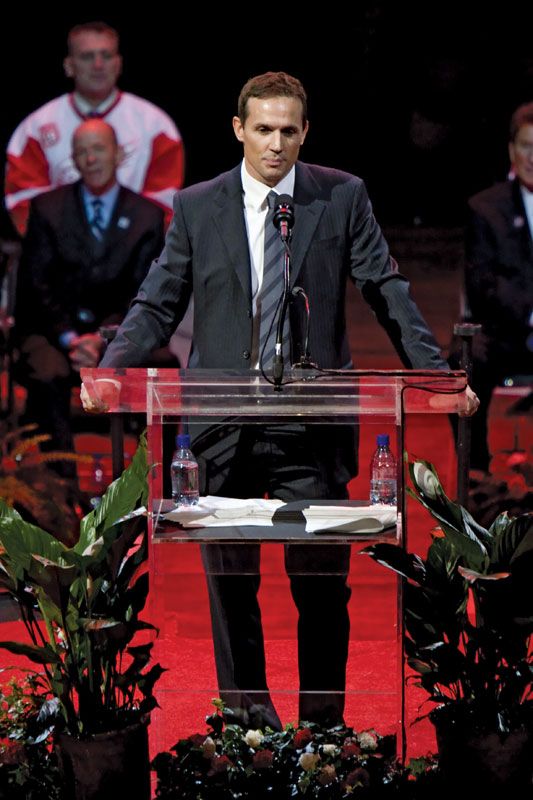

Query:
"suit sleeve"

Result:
[[100, 192, 192, 367], [348, 180, 448, 370], [14, 203, 73, 342]]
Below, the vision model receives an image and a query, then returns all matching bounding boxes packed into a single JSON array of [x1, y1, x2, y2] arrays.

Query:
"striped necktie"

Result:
[[259, 190, 290, 369], [90, 198, 105, 240]]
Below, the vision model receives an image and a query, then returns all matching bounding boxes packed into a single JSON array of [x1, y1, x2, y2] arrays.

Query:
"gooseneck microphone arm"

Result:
[[291, 286, 316, 368], [272, 194, 295, 388]]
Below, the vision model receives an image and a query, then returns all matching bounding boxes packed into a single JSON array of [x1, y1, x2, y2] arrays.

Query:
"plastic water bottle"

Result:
[[171, 434, 199, 506], [370, 434, 397, 505]]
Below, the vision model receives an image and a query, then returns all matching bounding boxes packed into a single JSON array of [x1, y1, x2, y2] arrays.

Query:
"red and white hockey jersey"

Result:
[[5, 91, 184, 234]]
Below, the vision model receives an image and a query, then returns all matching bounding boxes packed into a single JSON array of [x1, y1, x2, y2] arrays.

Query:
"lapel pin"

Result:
[[117, 216, 131, 229], [513, 215, 525, 228]]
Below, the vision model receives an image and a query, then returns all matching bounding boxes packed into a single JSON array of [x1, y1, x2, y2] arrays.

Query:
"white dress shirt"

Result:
[[240, 161, 295, 367]]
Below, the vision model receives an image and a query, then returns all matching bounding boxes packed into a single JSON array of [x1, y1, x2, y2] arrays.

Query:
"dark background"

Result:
[[2, 3, 533, 238]]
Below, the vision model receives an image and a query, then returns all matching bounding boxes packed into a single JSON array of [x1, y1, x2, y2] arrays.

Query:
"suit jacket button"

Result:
[[242, 350, 250, 360]]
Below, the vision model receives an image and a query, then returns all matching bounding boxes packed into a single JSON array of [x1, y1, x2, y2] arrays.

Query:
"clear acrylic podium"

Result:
[[81, 367, 468, 758]]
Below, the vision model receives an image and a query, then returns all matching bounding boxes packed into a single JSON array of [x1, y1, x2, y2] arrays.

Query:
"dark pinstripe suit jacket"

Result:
[[100, 162, 447, 373]]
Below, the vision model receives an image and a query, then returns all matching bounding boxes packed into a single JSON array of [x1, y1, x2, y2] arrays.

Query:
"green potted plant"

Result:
[[0, 434, 163, 799], [363, 458, 533, 789]]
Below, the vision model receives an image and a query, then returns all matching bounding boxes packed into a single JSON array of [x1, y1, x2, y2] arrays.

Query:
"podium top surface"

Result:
[[80, 367, 468, 418]]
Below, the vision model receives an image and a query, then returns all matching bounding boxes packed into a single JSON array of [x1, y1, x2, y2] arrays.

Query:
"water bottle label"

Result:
[[370, 478, 397, 505]]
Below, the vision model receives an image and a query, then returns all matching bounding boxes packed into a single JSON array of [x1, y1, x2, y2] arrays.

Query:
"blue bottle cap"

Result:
[[377, 434, 390, 446], [176, 433, 191, 448]]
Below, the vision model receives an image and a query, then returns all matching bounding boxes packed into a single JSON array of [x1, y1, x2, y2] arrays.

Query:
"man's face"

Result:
[[64, 32, 122, 103], [233, 96, 308, 186], [72, 121, 120, 194], [509, 123, 533, 191]]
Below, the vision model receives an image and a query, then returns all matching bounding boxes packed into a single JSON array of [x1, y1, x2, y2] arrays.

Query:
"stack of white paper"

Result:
[[302, 505, 397, 534], [162, 496, 284, 527]]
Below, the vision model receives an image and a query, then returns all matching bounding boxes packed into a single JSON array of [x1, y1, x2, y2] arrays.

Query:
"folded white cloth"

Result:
[[303, 504, 397, 534], [162, 496, 284, 527]]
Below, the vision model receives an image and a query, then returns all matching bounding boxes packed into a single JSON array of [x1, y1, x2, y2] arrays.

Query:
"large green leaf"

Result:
[[77, 434, 148, 552], [0, 640, 60, 665], [0, 515, 67, 578], [0, 499, 22, 521], [408, 460, 492, 557], [496, 514, 533, 567], [27, 555, 78, 621], [361, 543, 426, 583]]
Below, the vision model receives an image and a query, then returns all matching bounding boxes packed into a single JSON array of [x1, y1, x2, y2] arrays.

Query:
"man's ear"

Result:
[[64, 57, 74, 78], [232, 115, 245, 143]]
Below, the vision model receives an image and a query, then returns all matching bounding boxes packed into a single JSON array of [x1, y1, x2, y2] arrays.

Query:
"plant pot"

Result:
[[434, 719, 533, 789], [56, 716, 150, 800]]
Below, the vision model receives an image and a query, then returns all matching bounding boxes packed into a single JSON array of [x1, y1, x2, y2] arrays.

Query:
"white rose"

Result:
[[244, 729, 264, 748], [413, 462, 440, 499], [299, 752, 321, 771], [322, 744, 337, 756], [201, 736, 216, 758], [357, 731, 378, 750]]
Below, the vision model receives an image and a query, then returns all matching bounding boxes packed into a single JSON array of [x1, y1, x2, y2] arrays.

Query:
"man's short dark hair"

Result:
[[67, 21, 119, 54], [509, 101, 533, 141], [238, 72, 307, 125]]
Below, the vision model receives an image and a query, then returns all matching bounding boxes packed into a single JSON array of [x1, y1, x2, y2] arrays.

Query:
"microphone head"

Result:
[[273, 194, 295, 230]]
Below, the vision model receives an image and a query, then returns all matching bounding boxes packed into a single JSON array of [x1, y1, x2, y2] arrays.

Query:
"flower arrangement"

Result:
[[0, 673, 60, 799], [152, 699, 406, 798]]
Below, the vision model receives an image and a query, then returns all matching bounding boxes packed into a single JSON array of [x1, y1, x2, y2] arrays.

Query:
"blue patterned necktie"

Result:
[[259, 190, 290, 368], [90, 198, 105, 240]]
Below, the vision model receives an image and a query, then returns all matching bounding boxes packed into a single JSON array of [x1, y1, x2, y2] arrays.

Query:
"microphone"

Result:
[[273, 194, 294, 242]]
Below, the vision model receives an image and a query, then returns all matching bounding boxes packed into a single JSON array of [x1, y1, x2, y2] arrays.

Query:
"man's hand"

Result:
[[80, 382, 108, 413], [459, 385, 480, 417], [69, 333, 103, 371]]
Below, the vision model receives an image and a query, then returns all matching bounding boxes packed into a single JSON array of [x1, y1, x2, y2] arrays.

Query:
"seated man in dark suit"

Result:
[[464, 102, 533, 472], [14, 118, 166, 455]]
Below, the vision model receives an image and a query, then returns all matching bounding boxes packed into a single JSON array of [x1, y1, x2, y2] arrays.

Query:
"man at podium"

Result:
[[85, 71, 478, 729]]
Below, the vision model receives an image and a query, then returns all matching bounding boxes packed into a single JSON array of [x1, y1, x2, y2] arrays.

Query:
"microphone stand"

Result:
[[273, 236, 291, 390]]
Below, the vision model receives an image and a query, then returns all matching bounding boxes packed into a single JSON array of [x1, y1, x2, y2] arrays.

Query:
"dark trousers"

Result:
[[200, 424, 352, 729], [14, 335, 77, 468], [450, 334, 531, 471]]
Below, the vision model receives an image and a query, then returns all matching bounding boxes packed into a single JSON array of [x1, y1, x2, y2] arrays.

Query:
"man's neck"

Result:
[[73, 89, 119, 115]]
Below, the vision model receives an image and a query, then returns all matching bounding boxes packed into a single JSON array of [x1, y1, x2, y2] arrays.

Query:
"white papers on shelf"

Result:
[[302, 504, 397, 534], [162, 496, 284, 527]]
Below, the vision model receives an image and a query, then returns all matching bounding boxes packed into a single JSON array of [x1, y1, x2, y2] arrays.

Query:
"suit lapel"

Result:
[[67, 183, 99, 259], [208, 163, 327, 301], [102, 186, 130, 253], [290, 162, 326, 286], [211, 166, 252, 302]]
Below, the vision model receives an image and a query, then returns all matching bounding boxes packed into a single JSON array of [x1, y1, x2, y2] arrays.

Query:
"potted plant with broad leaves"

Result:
[[363, 458, 533, 790], [0, 434, 164, 800]]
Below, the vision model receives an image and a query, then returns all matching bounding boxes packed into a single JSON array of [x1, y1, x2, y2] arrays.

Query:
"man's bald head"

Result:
[[72, 119, 122, 194]]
